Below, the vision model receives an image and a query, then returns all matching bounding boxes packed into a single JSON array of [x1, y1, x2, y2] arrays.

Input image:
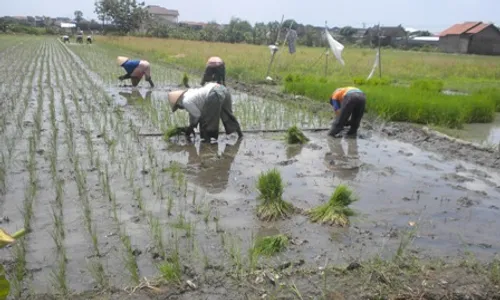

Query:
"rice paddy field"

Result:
[[0, 35, 500, 299]]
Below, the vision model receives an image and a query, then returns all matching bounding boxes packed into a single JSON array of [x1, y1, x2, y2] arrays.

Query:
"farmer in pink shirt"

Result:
[[117, 56, 155, 87]]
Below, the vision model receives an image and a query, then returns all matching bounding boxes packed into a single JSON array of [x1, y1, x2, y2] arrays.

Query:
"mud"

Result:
[[0, 38, 499, 299]]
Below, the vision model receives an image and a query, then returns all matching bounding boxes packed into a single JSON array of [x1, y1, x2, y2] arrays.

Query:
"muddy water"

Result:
[[460, 113, 500, 146]]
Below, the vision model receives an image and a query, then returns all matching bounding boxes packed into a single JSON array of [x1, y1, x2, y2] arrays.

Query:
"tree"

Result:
[[94, 0, 148, 33], [74, 10, 83, 24]]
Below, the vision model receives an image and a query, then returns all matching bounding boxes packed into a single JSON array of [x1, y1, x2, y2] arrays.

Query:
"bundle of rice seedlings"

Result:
[[253, 234, 289, 256], [286, 126, 309, 144], [163, 126, 185, 140], [256, 169, 294, 221], [307, 184, 357, 226]]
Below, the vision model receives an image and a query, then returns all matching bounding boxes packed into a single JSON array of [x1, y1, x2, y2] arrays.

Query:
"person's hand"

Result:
[[184, 126, 195, 140], [118, 75, 125, 81]]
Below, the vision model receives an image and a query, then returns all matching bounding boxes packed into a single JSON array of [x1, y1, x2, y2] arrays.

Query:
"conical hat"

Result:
[[168, 90, 187, 112], [207, 56, 223, 67], [117, 56, 129, 66]]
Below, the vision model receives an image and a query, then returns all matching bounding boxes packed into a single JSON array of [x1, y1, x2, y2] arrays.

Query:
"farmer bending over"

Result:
[[86, 35, 92, 44], [201, 56, 225, 86], [117, 56, 155, 87], [328, 86, 366, 138], [62, 35, 69, 43], [168, 82, 243, 143]]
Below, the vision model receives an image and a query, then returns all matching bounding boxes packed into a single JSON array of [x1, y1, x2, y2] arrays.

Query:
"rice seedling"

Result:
[[255, 169, 294, 221], [285, 125, 309, 144], [490, 259, 500, 285], [119, 228, 140, 285], [158, 233, 182, 284], [307, 184, 358, 227], [148, 212, 166, 259], [252, 234, 289, 257], [181, 72, 190, 88]]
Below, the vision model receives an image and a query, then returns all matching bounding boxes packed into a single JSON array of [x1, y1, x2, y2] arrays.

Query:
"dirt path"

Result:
[[0, 38, 499, 300]]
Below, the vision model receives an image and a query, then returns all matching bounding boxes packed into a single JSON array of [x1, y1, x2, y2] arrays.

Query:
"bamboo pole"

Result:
[[138, 127, 331, 137]]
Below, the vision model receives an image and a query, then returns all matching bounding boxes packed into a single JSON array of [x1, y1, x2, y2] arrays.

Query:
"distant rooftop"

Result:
[[146, 5, 179, 16]]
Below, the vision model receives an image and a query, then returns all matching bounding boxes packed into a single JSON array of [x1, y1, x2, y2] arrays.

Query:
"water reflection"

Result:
[[324, 137, 360, 181], [118, 90, 152, 106], [167, 140, 242, 193]]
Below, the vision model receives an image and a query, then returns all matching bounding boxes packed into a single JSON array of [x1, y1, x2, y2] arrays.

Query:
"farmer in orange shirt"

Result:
[[201, 56, 225, 86], [328, 86, 366, 138]]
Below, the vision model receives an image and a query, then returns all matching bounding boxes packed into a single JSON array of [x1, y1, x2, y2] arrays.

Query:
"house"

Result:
[[146, 5, 179, 24], [363, 25, 407, 46], [439, 21, 500, 55]]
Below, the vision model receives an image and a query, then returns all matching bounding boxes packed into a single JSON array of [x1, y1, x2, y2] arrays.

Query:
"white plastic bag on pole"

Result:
[[324, 28, 345, 66], [367, 49, 380, 80]]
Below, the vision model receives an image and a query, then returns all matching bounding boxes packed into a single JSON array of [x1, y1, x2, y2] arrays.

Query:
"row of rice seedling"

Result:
[[283, 74, 497, 128]]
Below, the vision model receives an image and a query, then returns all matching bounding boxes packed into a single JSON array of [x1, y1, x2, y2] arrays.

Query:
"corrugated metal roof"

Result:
[[411, 36, 440, 41], [466, 23, 491, 34], [439, 22, 481, 36]]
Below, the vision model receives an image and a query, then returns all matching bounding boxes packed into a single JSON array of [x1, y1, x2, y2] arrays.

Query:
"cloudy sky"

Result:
[[4, 0, 499, 33]]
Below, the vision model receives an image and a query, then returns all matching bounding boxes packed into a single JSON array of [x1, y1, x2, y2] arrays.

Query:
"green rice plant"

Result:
[[410, 79, 444, 93], [86, 258, 108, 289], [473, 87, 500, 112], [181, 72, 190, 88], [283, 74, 496, 128], [307, 184, 358, 227], [148, 213, 166, 259], [158, 234, 182, 283], [255, 169, 294, 221], [490, 259, 500, 285], [252, 234, 289, 257], [119, 229, 140, 285], [286, 126, 309, 144]]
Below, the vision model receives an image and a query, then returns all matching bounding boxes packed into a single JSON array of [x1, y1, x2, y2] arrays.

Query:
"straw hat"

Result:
[[117, 56, 129, 66], [168, 90, 187, 112], [207, 56, 223, 67]]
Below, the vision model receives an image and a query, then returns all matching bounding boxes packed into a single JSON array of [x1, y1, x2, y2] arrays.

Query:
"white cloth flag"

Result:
[[367, 49, 380, 80], [325, 28, 345, 66]]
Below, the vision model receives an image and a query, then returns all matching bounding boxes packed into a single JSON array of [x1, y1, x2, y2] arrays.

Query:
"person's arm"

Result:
[[201, 66, 210, 85], [330, 98, 341, 116], [119, 73, 132, 80]]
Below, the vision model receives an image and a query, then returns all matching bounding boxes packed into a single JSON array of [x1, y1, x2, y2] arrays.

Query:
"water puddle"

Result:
[[145, 129, 500, 262]]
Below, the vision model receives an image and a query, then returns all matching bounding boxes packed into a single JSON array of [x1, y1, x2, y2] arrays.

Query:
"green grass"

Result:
[[307, 184, 358, 227], [284, 74, 497, 128], [97, 36, 500, 92], [256, 169, 294, 221]]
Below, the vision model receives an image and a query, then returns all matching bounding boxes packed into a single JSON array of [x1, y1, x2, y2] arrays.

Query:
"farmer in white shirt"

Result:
[[168, 82, 243, 142]]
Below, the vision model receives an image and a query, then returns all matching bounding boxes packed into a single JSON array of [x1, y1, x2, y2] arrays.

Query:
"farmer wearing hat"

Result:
[[116, 56, 155, 87], [168, 82, 243, 142], [201, 56, 225, 86], [328, 86, 366, 138]]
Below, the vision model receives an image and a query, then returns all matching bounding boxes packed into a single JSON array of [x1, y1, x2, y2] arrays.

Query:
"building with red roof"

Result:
[[439, 21, 500, 55]]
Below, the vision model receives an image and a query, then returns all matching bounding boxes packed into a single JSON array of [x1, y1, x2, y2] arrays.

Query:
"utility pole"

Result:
[[377, 22, 382, 78]]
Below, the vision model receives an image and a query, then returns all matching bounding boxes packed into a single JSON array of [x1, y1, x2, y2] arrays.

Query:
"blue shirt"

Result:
[[121, 60, 140, 74]]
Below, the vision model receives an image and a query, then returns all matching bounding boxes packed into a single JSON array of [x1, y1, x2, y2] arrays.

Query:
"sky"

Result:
[[3, 0, 499, 33]]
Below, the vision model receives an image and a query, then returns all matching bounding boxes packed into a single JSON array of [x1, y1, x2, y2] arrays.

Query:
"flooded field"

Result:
[[0, 37, 499, 299]]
